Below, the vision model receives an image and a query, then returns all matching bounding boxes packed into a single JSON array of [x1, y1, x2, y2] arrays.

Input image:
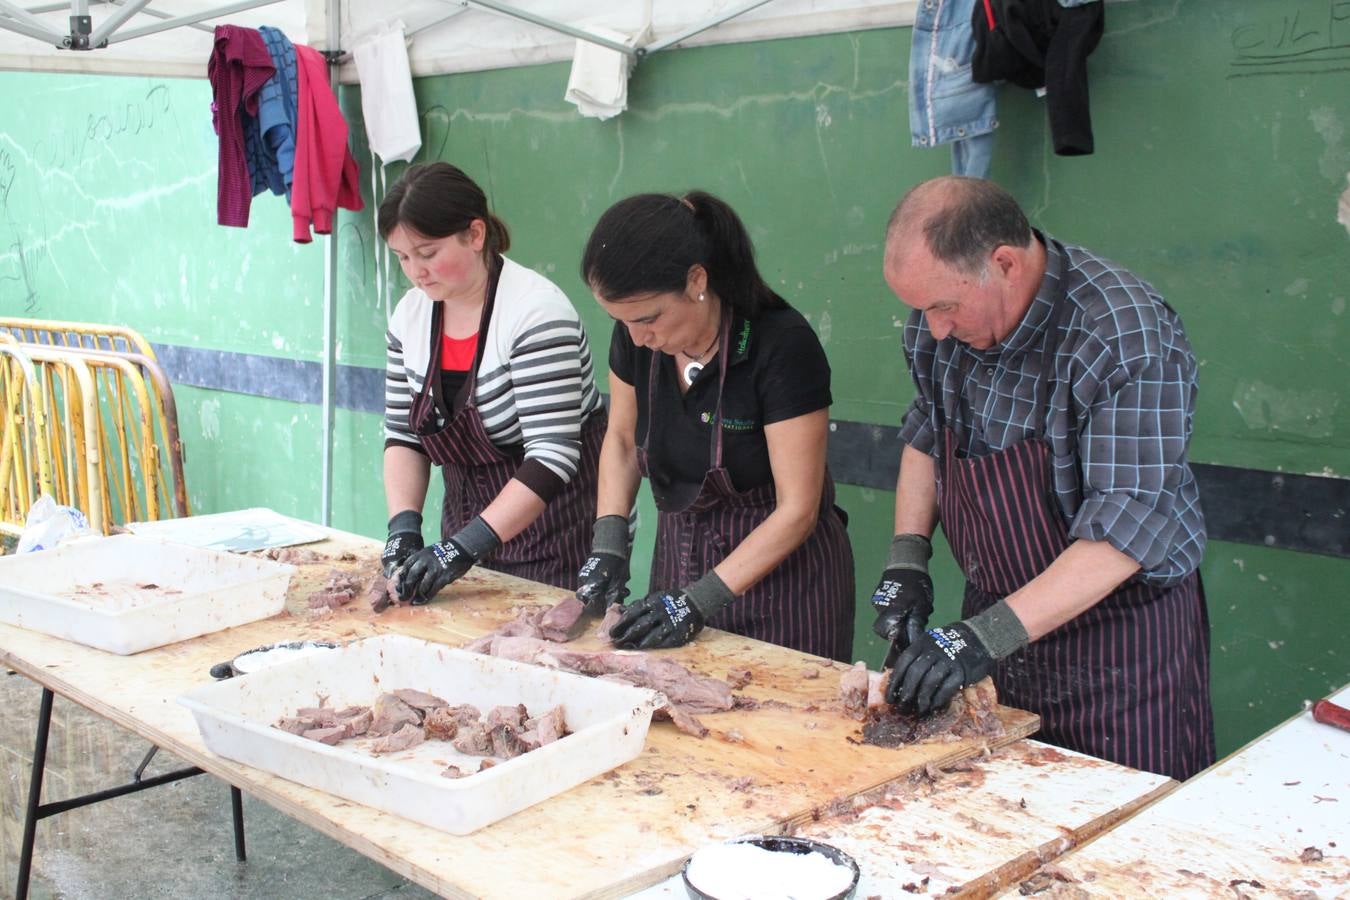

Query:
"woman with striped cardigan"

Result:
[[378, 162, 606, 604]]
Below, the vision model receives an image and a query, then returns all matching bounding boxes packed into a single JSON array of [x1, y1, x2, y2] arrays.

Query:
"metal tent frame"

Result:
[[0, 0, 785, 524]]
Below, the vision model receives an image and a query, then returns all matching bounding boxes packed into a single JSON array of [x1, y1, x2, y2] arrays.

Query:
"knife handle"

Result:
[[1312, 699, 1350, 733]]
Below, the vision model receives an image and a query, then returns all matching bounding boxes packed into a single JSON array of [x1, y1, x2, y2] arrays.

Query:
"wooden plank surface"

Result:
[[792, 740, 1175, 898], [1006, 686, 1350, 898], [0, 528, 1038, 900]]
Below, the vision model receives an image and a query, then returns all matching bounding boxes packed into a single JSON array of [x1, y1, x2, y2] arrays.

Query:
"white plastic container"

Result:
[[178, 634, 663, 835], [0, 533, 294, 654]]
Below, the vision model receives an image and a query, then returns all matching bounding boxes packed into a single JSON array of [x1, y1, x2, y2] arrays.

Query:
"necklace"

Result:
[[680, 322, 720, 384]]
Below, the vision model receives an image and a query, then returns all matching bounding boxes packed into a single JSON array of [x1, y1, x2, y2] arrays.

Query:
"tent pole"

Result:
[[467, 0, 635, 56], [644, 0, 778, 54], [0, 0, 62, 43], [319, 0, 340, 527]]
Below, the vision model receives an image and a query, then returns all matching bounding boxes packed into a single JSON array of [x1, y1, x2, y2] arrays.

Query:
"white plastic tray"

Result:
[[0, 533, 294, 654], [179, 634, 662, 835]]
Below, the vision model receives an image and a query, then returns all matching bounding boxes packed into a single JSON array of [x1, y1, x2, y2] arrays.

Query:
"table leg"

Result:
[[16, 686, 54, 900], [232, 786, 246, 861], [12, 685, 248, 898]]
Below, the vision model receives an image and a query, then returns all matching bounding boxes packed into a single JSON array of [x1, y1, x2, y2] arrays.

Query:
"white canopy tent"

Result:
[[0, 0, 916, 79], [0, 0, 915, 522]]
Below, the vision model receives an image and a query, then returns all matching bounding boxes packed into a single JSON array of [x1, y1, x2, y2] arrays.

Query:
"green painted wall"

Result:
[[1, 0, 1346, 758]]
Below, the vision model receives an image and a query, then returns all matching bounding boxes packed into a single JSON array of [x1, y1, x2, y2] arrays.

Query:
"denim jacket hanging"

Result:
[[908, 0, 999, 177]]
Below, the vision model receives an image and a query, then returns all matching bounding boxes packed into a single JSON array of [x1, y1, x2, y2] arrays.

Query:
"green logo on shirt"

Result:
[[700, 411, 756, 431]]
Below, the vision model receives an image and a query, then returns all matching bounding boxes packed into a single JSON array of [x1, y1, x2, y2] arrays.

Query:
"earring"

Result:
[[698, 292, 706, 303]]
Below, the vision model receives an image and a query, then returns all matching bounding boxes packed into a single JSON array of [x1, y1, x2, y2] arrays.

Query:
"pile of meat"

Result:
[[838, 663, 1005, 747], [242, 547, 401, 613], [273, 688, 569, 777], [465, 628, 734, 738], [474, 597, 626, 644]]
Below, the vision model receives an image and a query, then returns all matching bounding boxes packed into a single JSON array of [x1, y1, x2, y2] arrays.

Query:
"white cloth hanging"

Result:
[[352, 21, 422, 323], [351, 21, 421, 164], [564, 26, 644, 121]]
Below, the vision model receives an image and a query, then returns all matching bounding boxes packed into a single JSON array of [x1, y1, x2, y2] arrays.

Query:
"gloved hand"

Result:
[[397, 516, 500, 604], [381, 510, 424, 577], [871, 534, 934, 653], [575, 515, 630, 611], [885, 600, 1029, 715], [609, 570, 736, 650]]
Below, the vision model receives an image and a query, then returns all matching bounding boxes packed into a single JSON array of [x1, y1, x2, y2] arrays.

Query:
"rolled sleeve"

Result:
[[1069, 358, 1193, 570], [898, 396, 938, 455]]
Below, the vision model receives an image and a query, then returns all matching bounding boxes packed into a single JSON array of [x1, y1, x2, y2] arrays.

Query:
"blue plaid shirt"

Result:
[[899, 233, 1206, 585]]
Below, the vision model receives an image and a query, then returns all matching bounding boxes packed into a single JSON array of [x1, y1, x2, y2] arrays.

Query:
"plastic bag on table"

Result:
[[17, 495, 92, 554]]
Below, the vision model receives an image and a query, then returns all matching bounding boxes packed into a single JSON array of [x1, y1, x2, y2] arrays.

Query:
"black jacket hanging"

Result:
[[971, 0, 1105, 156]]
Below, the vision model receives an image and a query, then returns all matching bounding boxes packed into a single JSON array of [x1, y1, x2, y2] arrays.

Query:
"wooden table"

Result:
[[0, 527, 1038, 899], [630, 740, 1174, 898], [1007, 685, 1350, 897]]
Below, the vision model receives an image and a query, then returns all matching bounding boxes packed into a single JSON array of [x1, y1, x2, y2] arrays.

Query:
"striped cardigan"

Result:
[[384, 256, 603, 501]]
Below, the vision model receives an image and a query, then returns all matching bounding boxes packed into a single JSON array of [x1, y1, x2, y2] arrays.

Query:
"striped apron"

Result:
[[407, 262, 604, 591], [637, 318, 855, 662], [935, 297, 1214, 781]]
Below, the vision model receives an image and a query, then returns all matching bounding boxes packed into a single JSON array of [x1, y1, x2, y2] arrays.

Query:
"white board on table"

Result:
[[126, 508, 327, 552]]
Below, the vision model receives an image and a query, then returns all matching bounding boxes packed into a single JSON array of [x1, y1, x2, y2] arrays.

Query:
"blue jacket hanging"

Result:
[[908, 0, 999, 178], [249, 25, 300, 199]]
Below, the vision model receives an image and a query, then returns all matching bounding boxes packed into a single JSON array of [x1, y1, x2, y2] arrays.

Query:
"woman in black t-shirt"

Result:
[[573, 190, 855, 661]]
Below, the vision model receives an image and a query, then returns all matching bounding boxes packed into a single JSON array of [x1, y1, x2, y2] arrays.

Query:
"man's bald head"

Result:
[[885, 176, 1033, 276]]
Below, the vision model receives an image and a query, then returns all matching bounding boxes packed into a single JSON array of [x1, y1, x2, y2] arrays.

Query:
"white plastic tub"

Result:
[[179, 634, 662, 835], [0, 533, 294, 654]]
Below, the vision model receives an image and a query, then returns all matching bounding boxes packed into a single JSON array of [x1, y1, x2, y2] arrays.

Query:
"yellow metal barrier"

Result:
[[0, 337, 55, 537], [0, 344, 103, 534]]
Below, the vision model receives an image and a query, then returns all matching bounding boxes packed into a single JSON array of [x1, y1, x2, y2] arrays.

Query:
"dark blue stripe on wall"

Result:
[[150, 342, 1350, 559], [151, 343, 383, 414]]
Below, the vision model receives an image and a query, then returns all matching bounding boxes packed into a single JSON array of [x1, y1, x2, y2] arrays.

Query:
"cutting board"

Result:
[[791, 740, 1174, 897], [1, 529, 1040, 899], [1013, 685, 1350, 897]]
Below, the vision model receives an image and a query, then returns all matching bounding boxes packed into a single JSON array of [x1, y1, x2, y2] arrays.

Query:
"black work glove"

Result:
[[871, 534, 935, 654], [575, 515, 631, 612], [885, 600, 1029, 715], [397, 516, 500, 604], [381, 510, 424, 577], [609, 571, 735, 650]]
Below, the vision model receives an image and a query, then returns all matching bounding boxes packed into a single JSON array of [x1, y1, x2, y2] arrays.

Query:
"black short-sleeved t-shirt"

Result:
[[609, 305, 832, 507]]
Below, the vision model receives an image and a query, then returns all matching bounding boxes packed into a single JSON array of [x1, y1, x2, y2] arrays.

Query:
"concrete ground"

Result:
[[0, 669, 440, 900]]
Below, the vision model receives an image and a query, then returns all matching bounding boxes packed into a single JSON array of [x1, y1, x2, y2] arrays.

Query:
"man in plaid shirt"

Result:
[[872, 176, 1214, 781]]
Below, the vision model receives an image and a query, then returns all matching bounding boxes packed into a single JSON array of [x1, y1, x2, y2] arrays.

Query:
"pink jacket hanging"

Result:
[[292, 43, 364, 243]]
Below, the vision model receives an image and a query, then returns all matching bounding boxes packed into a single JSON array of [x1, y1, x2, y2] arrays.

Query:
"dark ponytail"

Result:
[[580, 190, 785, 316], [377, 162, 511, 255]]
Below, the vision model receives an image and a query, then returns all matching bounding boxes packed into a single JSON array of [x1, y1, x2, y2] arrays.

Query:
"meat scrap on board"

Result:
[[465, 633, 734, 738], [838, 663, 1005, 747]]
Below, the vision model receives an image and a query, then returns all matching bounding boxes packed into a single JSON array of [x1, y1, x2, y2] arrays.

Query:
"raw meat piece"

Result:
[[302, 725, 347, 745], [595, 603, 625, 643], [393, 688, 449, 712], [423, 706, 462, 741], [484, 704, 528, 731], [368, 693, 423, 736], [370, 723, 425, 754], [295, 706, 339, 727], [452, 720, 492, 756], [440, 765, 467, 779], [652, 703, 709, 738], [839, 662, 869, 719], [307, 568, 366, 609], [727, 668, 753, 689], [859, 677, 1005, 748], [274, 716, 311, 735], [538, 596, 586, 642], [478, 759, 496, 772], [337, 708, 373, 737], [526, 706, 568, 746], [489, 721, 533, 758], [367, 571, 401, 613]]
